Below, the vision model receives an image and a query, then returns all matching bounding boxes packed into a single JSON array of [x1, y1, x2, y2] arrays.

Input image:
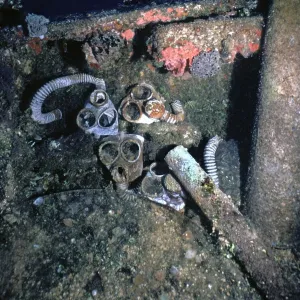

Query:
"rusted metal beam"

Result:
[[165, 145, 288, 299], [46, 1, 254, 41], [247, 0, 300, 247], [149, 16, 263, 76]]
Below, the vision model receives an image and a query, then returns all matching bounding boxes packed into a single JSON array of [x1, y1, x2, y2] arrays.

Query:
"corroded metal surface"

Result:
[[165, 145, 288, 299], [46, 1, 253, 40], [247, 0, 300, 246], [149, 16, 263, 75]]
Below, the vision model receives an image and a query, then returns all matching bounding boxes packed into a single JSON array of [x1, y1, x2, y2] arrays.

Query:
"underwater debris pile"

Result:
[[2, 0, 300, 298], [30, 73, 242, 212], [30, 76, 189, 211], [5, 1, 300, 298], [24, 4, 260, 213]]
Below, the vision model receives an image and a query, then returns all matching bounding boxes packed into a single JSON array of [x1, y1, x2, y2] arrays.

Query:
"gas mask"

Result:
[[76, 89, 118, 138], [140, 162, 186, 211], [98, 133, 144, 190], [119, 82, 185, 124]]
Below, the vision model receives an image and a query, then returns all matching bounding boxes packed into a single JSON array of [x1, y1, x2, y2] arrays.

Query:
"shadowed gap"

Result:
[[226, 54, 261, 209]]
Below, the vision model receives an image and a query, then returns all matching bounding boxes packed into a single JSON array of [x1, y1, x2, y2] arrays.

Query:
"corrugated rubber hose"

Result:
[[203, 135, 222, 187], [30, 73, 106, 124]]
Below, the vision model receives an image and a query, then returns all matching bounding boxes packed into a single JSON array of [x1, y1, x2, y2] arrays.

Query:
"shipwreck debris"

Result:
[[30, 73, 106, 124], [76, 88, 119, 138], [46, 1, 256, 40], [203, 135, 223, 187], [165, 145, 288, 299], [119, 82, 185, 124], [98, 133, 144, 199], [140, 162, 186, 211]]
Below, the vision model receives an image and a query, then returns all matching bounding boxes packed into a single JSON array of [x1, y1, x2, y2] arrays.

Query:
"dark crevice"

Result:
[[20, 0, 230, 19], [238, 0, 271, 213], [131, 24, 155, 61], [231, 253, 268, 299], [59, 40, 86, 71], [226, 53, 261, 209], [0, 8, 24, 27], [224, 2, 272, 296]]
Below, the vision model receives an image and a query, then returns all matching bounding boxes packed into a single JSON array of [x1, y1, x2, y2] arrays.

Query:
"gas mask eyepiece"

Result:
[[77, 89, 118, 138]]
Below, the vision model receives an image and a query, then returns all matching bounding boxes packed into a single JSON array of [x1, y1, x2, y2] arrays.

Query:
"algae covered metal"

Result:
[[0, 0, 299, 299]]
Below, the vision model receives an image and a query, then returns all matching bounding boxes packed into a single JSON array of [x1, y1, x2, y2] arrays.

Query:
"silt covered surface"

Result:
[[0, 0, 299, 299]]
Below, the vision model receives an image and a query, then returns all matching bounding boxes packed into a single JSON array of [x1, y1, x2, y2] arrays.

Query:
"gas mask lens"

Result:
[[98, 141, 120, 165], [130, 84, 153, 101], [121, 139, 141, 162]]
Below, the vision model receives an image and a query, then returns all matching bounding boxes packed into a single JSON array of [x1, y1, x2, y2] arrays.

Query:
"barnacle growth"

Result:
[[30, 73, 106, 124], [191, 50, 221, 78]]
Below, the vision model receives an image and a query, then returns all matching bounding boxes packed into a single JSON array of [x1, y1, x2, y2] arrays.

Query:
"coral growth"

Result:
[[191, 50, 221, 78], [121, 29, 135, 41], [83, 31, 128, 69], [136, 9, 172, 26], [89, 32, 125, 64], [160, 41, 200, 76], [27, 38, 43, 55], [136, 7, 188, 26], [25, 13, 49, 38]]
